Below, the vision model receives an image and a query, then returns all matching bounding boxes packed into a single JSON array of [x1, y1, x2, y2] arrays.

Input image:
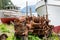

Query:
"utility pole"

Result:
[[30, 7, 32, 17], [26, 1, 28, 17], [44, 0, 48, 20]]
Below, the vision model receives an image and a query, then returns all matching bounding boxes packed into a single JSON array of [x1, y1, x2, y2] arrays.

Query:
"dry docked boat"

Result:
[[35, 0, 60, 26]]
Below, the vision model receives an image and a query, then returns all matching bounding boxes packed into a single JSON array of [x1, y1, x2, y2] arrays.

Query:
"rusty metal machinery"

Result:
[[13, 14, 54, 38]]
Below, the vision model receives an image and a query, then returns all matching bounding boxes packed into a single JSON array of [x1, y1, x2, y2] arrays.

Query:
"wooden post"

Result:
[[44, 0, 48, 20], [46, 13, 48, 20], [30, 7, 32, 17], [26, 1, 28, 17]]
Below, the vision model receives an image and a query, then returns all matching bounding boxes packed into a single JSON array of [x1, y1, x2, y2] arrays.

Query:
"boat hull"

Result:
[[36, 0, 60, 26]]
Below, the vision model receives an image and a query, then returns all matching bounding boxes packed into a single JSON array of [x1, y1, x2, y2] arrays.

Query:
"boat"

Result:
[[0, 0, 22, 18], [35, 0, 60, 26]]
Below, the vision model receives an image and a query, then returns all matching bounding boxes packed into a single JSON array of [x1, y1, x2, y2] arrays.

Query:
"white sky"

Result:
[[11, 0, 60, 9], [11, 0, 40, 9]]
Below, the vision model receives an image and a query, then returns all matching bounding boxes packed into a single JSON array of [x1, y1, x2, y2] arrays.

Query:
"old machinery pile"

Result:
[[14, 14, 54, 38]]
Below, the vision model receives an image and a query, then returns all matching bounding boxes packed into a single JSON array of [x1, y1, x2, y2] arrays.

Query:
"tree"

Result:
[[0, 0, 13, 9]]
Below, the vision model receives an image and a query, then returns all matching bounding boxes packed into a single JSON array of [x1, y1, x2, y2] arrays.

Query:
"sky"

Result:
[[11, 0, 40, 9], [11, 0, 60, 13], [11, 0, 60, 9]]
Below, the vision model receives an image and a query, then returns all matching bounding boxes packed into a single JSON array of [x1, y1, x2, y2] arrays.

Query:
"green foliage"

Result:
[[0, 24, 10, 33], [0, 0, 13, 9], [49, 34, 59, 40], [0, 24, 60, 40], [0, 24, 14, 40], [28, 35, 41, 40]]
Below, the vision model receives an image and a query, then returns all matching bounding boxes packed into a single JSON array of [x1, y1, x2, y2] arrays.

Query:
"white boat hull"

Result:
[[36, 0, 60, 26]]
